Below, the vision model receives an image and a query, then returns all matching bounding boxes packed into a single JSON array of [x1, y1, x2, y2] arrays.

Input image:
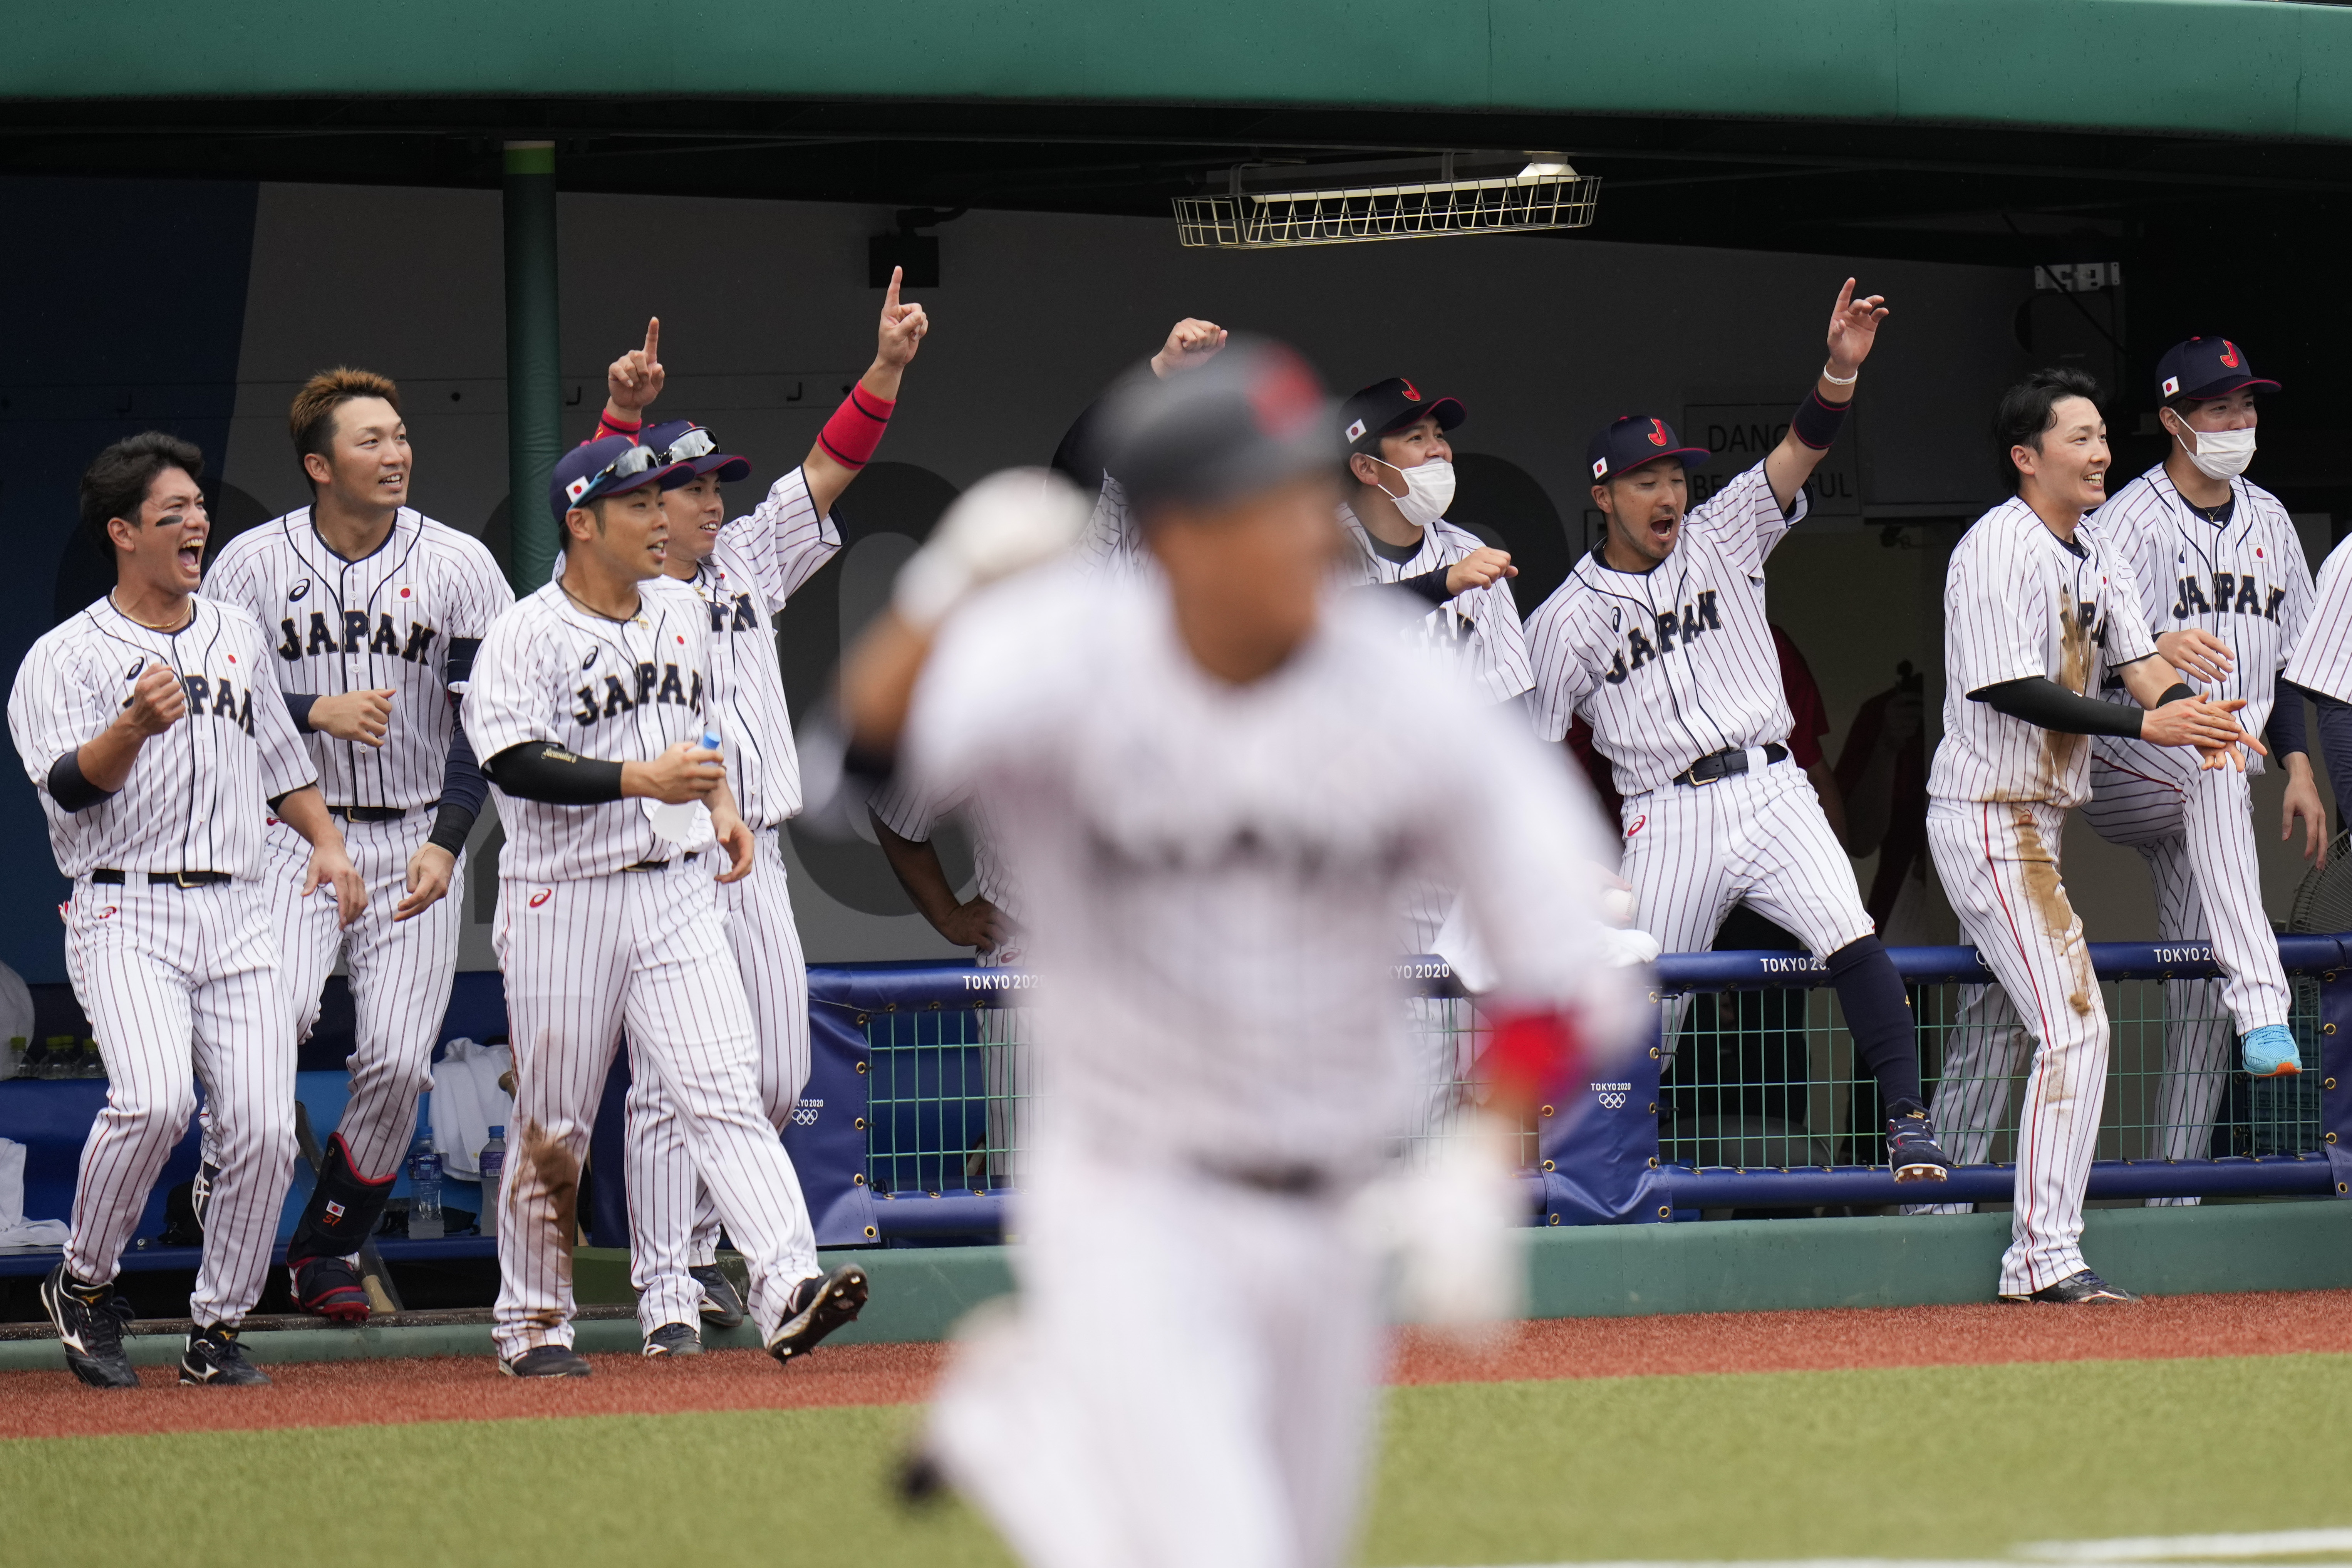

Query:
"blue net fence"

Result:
[[797, 939, 2352, 1244]]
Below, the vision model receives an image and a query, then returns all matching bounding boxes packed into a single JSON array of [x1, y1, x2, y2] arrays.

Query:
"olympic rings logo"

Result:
[[1597, 1091, 1628, 1110]]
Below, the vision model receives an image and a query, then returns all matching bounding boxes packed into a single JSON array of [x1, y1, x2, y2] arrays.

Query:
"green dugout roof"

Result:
[[11, 0, 2352, 141]]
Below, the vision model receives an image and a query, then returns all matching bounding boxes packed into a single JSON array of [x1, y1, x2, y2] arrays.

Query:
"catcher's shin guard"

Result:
[[286, 1134, 397, 1266]]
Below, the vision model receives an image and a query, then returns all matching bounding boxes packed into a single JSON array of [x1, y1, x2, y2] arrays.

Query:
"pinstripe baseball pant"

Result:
[[926, 1139, 1382, 1568], [2083, 741, 2287, 1202], [1926, 798, 2108, 1296], [1621, 760, 1874, 1055], [262, 816, 465, 1181], [623, 838, 814, 1334], [62, 879, 295, 1327], [492, 857, 819, 1359]]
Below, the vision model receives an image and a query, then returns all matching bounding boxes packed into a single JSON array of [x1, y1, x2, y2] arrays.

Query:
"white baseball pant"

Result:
[[1621, 759, 1875, 1057], [492, 856, 820, 1360], [623, 840, 813, 1333], [62, 879, 295, 1326], [1925, 798, 2109, 1295], [927, 1139, 1383, 1568], [2084, 742, 2287, 1202], [262, 816, 464, 1180]]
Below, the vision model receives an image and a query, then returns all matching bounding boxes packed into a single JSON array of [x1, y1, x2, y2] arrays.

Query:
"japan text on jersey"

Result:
[[1524, 462, 1804, 797], [205, 508, 511, 812], [8, 597, 317, 880]]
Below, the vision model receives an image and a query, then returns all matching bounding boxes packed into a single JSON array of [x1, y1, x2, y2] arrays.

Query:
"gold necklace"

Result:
[[109, 591, 193, 632]]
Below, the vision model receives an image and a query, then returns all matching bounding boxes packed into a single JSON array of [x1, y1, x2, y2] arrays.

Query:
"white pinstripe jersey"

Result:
[[2283, 527, 2352, 704], [1927, 496, 2159, 807], [10, 596, 317, 879], [463, 577, 717, 882], [204, 508, 511, 812], [1336, 505, 1534, 705], [904, 563, 1633, 1173], [1523, 462, 1808, 796], [671, 468, 840, 827], [1074, 475, 1146, 581], [2091, 466, 2311, 760]]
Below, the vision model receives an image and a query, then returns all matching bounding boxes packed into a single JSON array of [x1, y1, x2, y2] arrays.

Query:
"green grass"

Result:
[[10, 1355, 2350, 1568]]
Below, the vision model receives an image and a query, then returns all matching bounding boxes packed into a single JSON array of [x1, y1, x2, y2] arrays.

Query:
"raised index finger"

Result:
[[883, 266, 902, 314], [643, 317, 661, 364]]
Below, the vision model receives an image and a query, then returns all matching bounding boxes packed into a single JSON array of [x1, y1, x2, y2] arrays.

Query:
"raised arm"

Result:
[[802, 267, 929, 518], [1762, 279, 1887, 513]]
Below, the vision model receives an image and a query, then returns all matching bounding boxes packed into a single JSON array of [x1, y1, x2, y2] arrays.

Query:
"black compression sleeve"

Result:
[[1391, 566, 1453, 606], [484, 742, 627, 805], [47, 751, 113, 813], [430, 726, 487, 854], [444, 636, 481, 690], [1969, 677, 2144, 738], [285, 693, 319, 733], [2267, 671, 2310, 760], [2308, 689, 2352, 825]]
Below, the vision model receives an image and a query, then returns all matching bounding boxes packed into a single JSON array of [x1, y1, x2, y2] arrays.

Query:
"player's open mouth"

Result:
[[176, 544, 202, 570]]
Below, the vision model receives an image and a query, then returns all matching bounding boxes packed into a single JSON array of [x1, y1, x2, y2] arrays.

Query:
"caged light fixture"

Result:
[[1173, 152, 1599, 250]]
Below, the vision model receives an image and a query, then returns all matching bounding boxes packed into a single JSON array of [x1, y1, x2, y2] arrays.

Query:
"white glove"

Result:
[[1601, 924, 1661, 967], [1353, 1112, 1527, 1330], [893, 467, 1091, 630]]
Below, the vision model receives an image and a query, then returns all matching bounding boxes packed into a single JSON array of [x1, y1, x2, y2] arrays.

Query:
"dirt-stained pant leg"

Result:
[[1927, 799, 2110, 1295]]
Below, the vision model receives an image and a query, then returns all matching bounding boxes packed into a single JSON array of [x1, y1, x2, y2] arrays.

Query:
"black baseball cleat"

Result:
[[643, 1322, 702, 1358], [41, 1262, 139, 1389], [767, 1264, 869, 1365], [289, 1255, 370, 1324], [1887, 1110, 1953, 1183], [501, 1345, 593, 1378], [181, 1323, 272, 1386], [690, 1263, 748, 1330], [897, 1448, 948, 1506], [2001, 1269, 2139, 1305]]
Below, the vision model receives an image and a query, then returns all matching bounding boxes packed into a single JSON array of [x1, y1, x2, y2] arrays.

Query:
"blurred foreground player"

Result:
[[843, 345, 1637, 1568], [11, 434, 364, 1386], [1923, 369, 2256, 1302], [580, 279, 925, 1353]]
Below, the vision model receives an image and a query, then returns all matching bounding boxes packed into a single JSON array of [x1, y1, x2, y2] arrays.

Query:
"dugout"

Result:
[[2, 0, 2351, 984]]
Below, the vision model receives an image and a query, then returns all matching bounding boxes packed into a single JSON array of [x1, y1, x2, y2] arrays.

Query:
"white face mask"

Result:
[[2177, 423, 2256, 482], [1374, 456, 1455, 529]]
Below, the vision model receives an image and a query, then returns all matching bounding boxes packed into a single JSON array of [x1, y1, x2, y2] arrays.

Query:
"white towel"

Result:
[[427, 1038, 515, 1179], [0, 1137, 69, 1248]]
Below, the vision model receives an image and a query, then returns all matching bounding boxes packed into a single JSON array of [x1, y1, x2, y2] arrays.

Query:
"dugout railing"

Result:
[[803, 938, 2352, 1243]]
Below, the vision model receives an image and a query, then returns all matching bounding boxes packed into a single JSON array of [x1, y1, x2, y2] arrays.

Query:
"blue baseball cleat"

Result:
[[2242, 1024, 2302, 1078]]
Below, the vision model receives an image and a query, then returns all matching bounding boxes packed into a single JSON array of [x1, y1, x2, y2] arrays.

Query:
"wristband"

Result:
[[2156, 683, 2196, 707], [593, 409, 642, 444], [1821, 363, 1859, 387], [1789, 390, 1849, 451], [818, 386, 895, 470]]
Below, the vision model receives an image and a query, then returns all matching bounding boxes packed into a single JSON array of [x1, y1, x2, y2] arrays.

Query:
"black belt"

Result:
[[1672, 743, 1788, 788], [90, 869, 231, 888], [1197, 1158, 1335, 1199], [622, 851, 701, 872], [328, 802, 434, 823]]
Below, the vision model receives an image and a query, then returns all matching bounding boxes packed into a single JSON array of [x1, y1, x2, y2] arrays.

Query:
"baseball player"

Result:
[[1925, 367, 2258, 1303], [13, 433, 364, 1388], [203, 369, 513, 1320], [847, 345, 1636, 1568], [2285, 530, 2352, 826], [464, 434, 865, 1377], [2074, 339, 2321, 1190], [572, 280, 925, 1354], [1524, 279, 1954, 1180]]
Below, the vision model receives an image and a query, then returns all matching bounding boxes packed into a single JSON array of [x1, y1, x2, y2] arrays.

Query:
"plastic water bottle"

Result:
[[478, 1126, 506, 1239], [409, 1137, 444, 1240], [648, 727, 723, 844]]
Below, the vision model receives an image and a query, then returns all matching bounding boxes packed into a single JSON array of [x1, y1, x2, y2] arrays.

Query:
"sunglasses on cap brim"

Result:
[[563, 443, 680, 506]]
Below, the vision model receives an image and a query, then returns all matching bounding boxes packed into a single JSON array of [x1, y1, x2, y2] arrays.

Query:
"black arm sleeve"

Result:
[[1969, 677, 2144, 738], [430, 727, 487, 854], [285, 693, 319, 733], [2267, 670, 2310, 760], [1388, 567, 1453, 607], [1049, 359, 1159, 486], [2307, 688, 2352, 827], [46, 751, 114, 813], [484, 742, 626, 805]]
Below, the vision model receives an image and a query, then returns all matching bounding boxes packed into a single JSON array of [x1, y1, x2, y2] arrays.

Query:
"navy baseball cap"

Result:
[[1103, 336, 1340, 512], [547, 436, 694, 524], [644, 419, 751, 484], [1339, 377, 1466, 456], [1586, 415, 1710, 482], [2156, 337, 2280, 404]]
